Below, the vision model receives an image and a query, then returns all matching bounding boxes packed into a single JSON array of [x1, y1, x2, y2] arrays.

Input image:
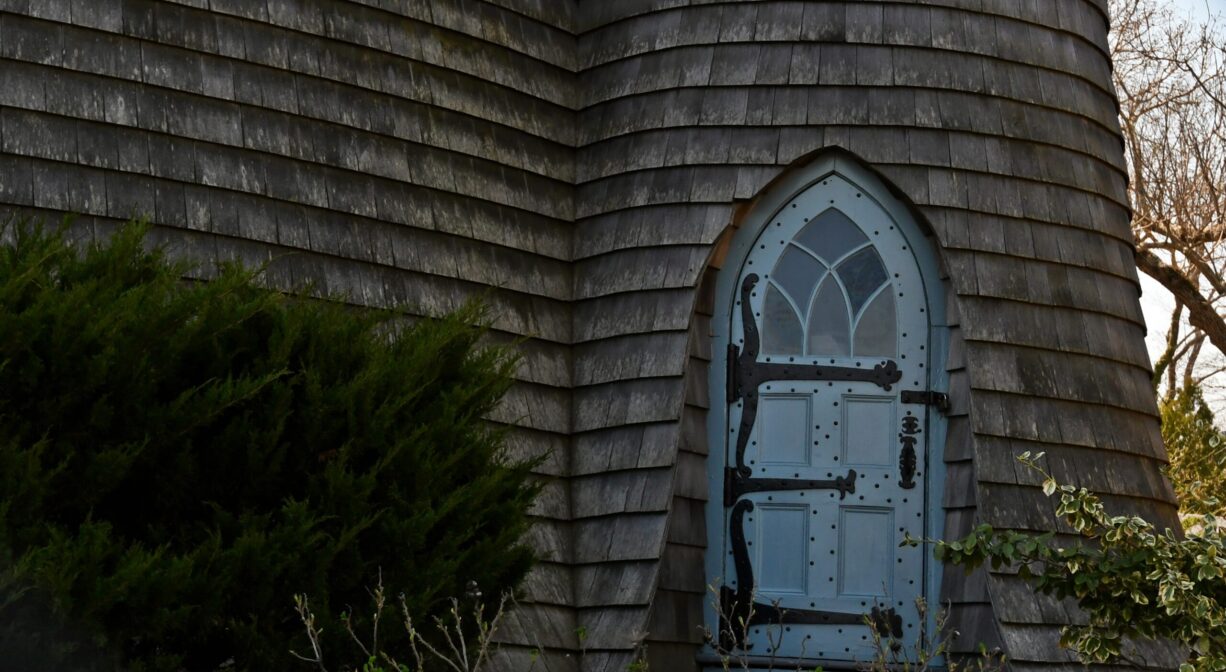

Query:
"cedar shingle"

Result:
[[0, 2, 1180, 669]]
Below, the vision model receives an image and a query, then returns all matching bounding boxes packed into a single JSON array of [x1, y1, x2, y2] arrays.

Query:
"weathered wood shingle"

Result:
[[0, 1, 1179, 670], [0, 2, 580, 669], [571, 2, 1175, 670]]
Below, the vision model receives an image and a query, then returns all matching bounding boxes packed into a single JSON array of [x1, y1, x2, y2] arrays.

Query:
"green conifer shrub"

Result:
[[0, 221, 540, 671]]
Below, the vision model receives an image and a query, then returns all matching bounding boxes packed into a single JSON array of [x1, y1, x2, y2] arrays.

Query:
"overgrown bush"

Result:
[[1161, 385, 1226, 526], [922, 453, 1226, 672], [0, 221, 540, 671]]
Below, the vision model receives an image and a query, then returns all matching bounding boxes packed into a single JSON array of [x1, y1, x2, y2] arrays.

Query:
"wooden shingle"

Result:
[[0, 1, 1182, 670]]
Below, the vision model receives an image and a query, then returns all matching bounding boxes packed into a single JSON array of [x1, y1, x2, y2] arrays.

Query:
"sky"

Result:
[[1169, 0, 1221, 20]]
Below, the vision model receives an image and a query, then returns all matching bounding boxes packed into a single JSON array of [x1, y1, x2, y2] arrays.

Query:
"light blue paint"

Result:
[[755, 504, 810, 594], [703, 154, 949, 668], [839, 508, 895, 596], [757, 395, 812, 466]]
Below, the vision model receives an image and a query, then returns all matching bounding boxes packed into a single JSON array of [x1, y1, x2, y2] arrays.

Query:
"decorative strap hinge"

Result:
[[727, 343, 740, 403], [724, 467, 857, 507], [901, 390, 949, 413]]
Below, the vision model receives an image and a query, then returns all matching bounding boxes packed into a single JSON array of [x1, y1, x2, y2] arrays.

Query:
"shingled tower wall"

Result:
[[572, 2, 1179, 669], [0, 3, 580, 669], [0, 2, 1180, 671]]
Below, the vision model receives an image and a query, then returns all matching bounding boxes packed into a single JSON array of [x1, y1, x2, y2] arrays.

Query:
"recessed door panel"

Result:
[[754, 504, 809, 594], [838, 507, 894, 597], [757, 395, 811, 466], [842, 396, 895, 467]]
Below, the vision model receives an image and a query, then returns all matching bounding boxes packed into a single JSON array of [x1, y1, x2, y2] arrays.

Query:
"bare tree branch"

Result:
[[1112, 0, 1226, 400], [1136, 250, 1226, 355]]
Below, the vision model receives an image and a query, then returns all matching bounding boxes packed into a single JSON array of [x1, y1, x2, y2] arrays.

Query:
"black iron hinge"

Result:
[[901, 390, 950, 413], [727, 343, 740, 403]]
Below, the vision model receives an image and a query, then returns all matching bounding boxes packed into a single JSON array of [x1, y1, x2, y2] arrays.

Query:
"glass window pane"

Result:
[[836, 247, 888, 315], [762, 283, 803, 354], [853, 290, 896, 357], [770, 245, 825, 311], [806, 278, 850, 356], [793, 209, 868, 264]]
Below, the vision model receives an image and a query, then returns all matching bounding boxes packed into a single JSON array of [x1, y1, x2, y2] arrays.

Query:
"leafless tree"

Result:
[[1110, 0, 1226, 402]]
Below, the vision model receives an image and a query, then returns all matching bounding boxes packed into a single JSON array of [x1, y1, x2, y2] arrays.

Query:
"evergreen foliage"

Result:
[[0, 221, 540, 671], [1161, 385, 1226, 525]]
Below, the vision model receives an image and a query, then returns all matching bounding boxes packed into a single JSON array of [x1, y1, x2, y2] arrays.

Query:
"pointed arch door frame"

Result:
[[702, 152, 950, 666]]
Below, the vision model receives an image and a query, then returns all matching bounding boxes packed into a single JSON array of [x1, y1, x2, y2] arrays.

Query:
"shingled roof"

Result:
[[0, 1, 1180, 670]]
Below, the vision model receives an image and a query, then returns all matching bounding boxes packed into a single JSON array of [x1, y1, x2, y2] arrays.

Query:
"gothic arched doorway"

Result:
[[704, 158, 948, 665]]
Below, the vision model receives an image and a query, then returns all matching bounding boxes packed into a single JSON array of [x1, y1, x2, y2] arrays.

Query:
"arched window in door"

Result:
[[705, 162, 946, 665], [759, 208, 897, 359]]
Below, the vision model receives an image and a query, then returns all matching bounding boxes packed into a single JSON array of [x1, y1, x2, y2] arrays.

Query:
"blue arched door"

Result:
[[707, 167, 945, 664]]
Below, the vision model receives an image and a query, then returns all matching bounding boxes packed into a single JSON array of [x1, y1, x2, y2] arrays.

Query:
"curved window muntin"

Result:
[[737, 174, 930, 376], [789, 230, 872, 271], [758, 208, 898, 359]]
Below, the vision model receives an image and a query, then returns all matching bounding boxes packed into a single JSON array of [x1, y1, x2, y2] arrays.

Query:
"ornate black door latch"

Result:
[[898, 415, 920, 489]]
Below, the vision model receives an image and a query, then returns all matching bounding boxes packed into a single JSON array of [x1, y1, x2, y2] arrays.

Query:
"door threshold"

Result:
[[695, 653, 945, 671]]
